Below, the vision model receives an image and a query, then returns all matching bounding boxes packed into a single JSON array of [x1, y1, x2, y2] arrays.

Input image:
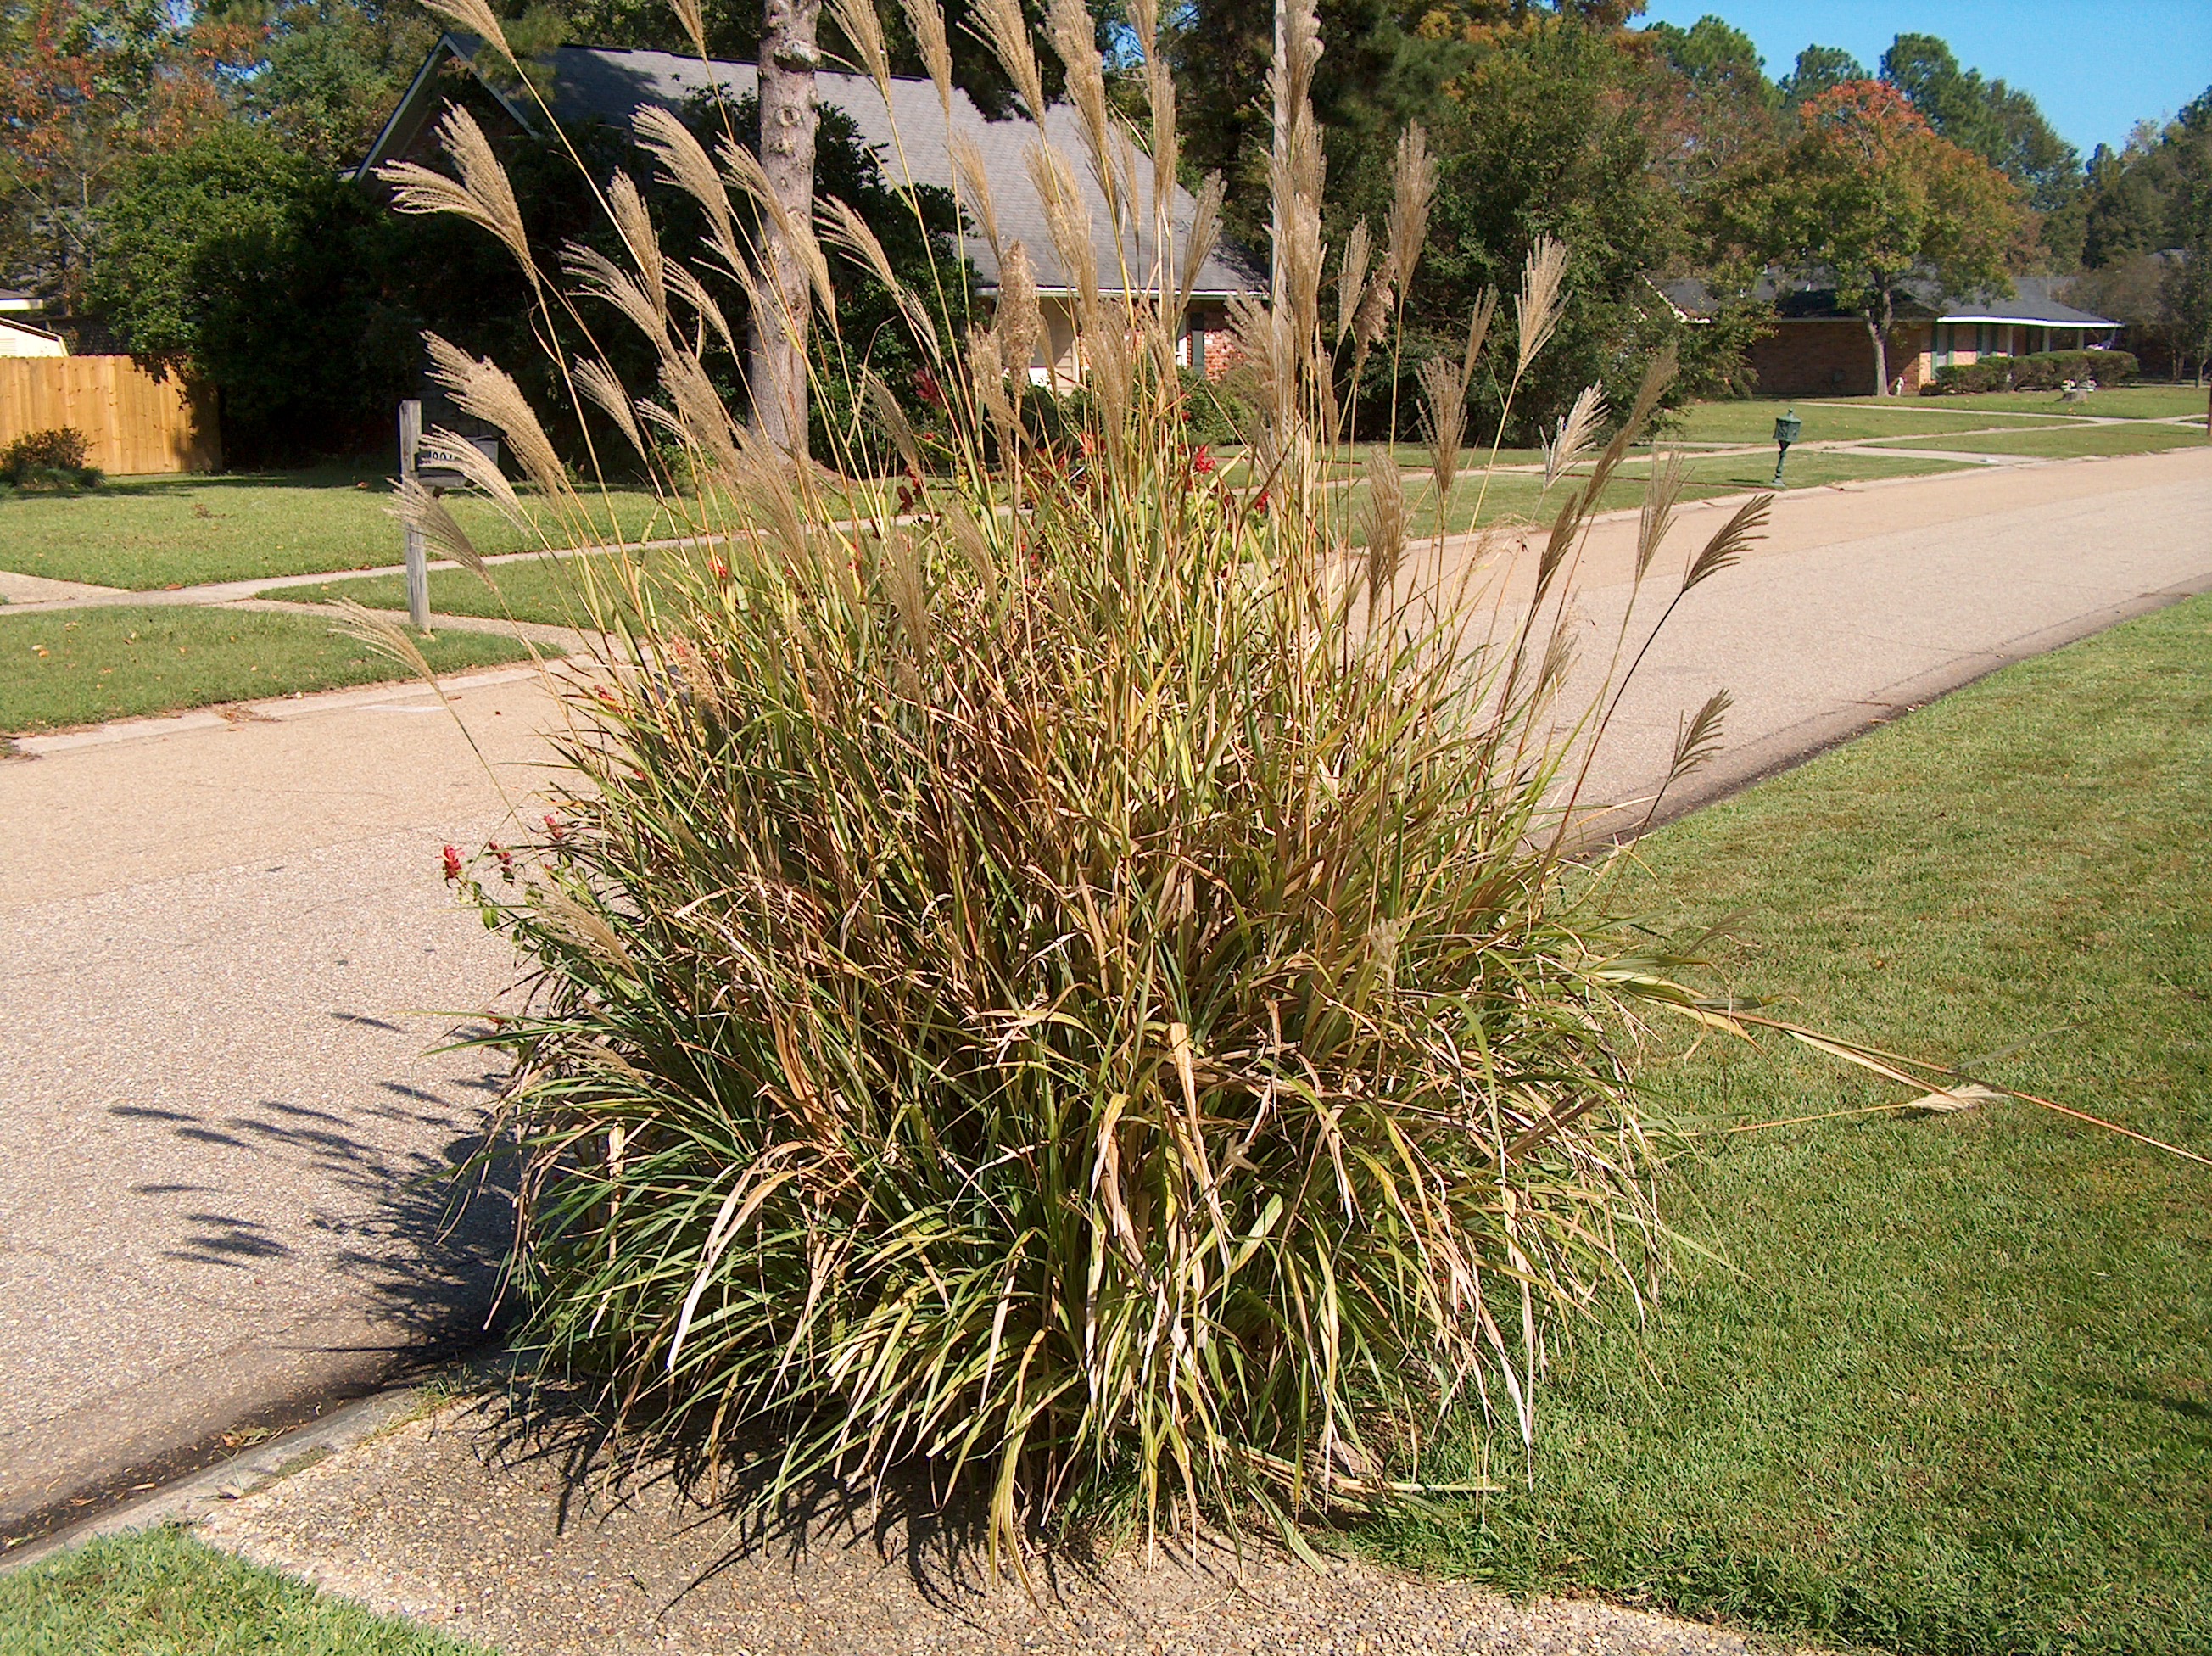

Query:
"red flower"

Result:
[[544, 813, 566, 843], [1251, 488, 1271, 512], [913, 364, 944, 411], [709, 556, 729, 580], [1190, 445, 1215, 477], [441, 845, 463, 883], [489, 840, 514, 878]]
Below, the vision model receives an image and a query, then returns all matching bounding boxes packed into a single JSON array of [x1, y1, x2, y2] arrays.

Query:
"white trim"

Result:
[[1935, 313, 2119, 328], [0, 316, 67, 355], [352, 33, 539, 182]]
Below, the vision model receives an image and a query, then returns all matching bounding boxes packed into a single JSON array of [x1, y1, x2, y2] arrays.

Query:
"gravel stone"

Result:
[[198, 1396, 1829, 1656]]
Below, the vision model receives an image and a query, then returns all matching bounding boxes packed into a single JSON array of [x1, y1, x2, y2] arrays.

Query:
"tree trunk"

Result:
[[749, 0, 820, 456], [1866, 294, 1892, 399]]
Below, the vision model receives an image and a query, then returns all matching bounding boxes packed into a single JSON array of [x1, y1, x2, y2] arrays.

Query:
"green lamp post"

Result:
[[1772, 408, 1802, 488]]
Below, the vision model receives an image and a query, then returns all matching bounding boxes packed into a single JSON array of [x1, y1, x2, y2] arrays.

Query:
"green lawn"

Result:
[[1343, 449, 1970, 541], [1914, 384, 2210, 420], [0, 469, 679, 591], [1662, 397, 2073, 445], [0, 1524, 492, 1655], [0, 605, 540, 734], [1873, 422, 2211, 459], [273, 545, 700, 630], [1371, 593, 2212, 1656]]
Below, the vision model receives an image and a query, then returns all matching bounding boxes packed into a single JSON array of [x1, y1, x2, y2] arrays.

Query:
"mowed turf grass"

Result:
[[0, 469, 677, 590], [0, 605, 539, 734], [1921, 383, 2209, 421], [1370, 594, 2212, 1655], [1661, 397, 2074, 445], [0, 1524, 491, 1655], [1875, 421, 2210, 459]]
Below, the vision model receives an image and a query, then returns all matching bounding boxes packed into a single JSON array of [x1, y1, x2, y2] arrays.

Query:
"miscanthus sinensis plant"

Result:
[[378, 0, 1779, 1563]]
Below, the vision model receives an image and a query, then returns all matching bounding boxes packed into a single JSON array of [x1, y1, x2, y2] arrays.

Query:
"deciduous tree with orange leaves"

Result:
[[1765, 79, 2025, 395]]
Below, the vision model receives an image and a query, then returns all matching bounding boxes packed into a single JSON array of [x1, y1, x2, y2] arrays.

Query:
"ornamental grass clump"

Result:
[[388, 0, 1765, 1560]]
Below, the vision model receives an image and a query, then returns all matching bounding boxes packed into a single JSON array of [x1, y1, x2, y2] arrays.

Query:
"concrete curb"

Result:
[[0, 1385, 430, 1575]]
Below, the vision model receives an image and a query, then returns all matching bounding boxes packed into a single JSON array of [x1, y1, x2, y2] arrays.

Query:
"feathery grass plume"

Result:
[[419, 0, 516, 68], [1385, 125, 1436, 297], [1542, 383, 1606, 490], [1515, 235, 1568, 381], [634, 105, 739, 273], [995, 240, 1043, 383], [390, 477, 489, 582], [1459, 287, 1497, 391], [1335, 220, 1371, 347], [670, 0, 709, 59], [948, 131, 1003, 264], [1047, 0, 1114, 207], [423, 334, 569, 501], [416, 428, 529, 528], [970, 0, 1046, 120], [377, 108, 533, 280], [1176, 175, 1224, 316], [897, 0, 953, 115], [1131, 0, 1178, 266], [1416, 351, 1466, 506], [1028, 142, 1098, 336], [816, 193, 923, 341], [1360, 446, 1408, 601], [1572, 344, 1676, 518], [1667, 687, 1733, 785], [716, 135, 797, 247], [606, 174, 668, 319], [325, 596, 438, 679], [563, 243, 673, 350], [667, 263, 740, 358], [1684, 493, 1769, 592], [1636, 448, 1687, 579], [968, 326, 1017, 440], [829, 0, 892, 89], [863, 369, 924, 474]]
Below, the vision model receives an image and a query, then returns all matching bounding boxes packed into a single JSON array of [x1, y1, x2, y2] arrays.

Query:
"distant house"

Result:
[[1661, 273, 2122, 397], [357, 36, 1265, 389], [0, 291, 66, 358]]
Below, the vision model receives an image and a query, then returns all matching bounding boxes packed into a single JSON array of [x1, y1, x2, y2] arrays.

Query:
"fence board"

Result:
[[0, 356, 220, 475]]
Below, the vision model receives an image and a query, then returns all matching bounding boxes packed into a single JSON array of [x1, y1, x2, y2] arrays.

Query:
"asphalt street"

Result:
[[2, 445, 2208, 1544]]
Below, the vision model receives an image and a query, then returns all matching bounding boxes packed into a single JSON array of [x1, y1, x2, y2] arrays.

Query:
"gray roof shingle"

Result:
[[1660, 271, 2119, 329], [386, 39, 1262, 300]]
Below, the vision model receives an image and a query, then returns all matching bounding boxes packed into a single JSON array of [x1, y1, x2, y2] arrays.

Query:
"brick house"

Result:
[[358, 35, 1265, 389], [1661, 272, 2122, 396]]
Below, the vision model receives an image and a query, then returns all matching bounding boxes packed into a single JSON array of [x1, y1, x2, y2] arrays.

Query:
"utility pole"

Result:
[[749, 0, 822, 456], [399, 400, 428, 630]]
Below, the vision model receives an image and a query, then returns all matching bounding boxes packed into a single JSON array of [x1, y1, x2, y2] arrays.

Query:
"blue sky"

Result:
[[1637, 1, 2212, 157]]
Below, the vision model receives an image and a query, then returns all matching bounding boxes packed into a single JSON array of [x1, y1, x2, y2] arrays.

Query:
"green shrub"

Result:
[[388, 0, 1756, 1563], [1924, 348, 2140, 394], [0, 425, 101, 490]]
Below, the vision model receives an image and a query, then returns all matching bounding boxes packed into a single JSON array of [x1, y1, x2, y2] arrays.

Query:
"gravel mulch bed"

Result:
[[194, 1395, 1823, 1656]]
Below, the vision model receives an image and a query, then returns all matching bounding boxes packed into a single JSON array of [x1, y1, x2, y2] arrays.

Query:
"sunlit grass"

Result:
[[1370, 592, 2212, 1656]]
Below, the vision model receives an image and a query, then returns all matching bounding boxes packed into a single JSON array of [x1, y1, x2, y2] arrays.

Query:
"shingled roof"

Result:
[[357, 36, 1265, 302], [1658, 271, 2119, 329]]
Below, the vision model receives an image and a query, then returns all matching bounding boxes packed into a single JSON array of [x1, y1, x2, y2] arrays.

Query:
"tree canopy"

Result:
[[1762, 79, 2025, 394]]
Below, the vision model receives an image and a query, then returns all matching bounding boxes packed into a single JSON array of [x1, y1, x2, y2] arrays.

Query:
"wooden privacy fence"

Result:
[[0, 355, 220, 475]]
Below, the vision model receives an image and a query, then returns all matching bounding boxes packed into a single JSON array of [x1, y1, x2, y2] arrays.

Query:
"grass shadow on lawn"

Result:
[[1361, 595, 2212, 1655]]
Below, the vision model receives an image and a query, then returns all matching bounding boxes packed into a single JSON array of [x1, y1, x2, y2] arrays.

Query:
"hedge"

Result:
[[1923, 349, 2139, 395]]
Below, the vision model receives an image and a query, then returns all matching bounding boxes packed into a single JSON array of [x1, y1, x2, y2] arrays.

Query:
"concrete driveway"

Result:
[[2, 444, 2208, 1545]]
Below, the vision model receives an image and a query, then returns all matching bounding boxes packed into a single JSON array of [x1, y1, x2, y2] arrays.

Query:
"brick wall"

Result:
[[1751, 319, 1932, 397]]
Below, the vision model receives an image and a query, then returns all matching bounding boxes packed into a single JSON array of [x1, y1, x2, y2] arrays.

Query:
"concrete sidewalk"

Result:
[[0, 666, 561, 1542], [2, 445, 2209, 1549]]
